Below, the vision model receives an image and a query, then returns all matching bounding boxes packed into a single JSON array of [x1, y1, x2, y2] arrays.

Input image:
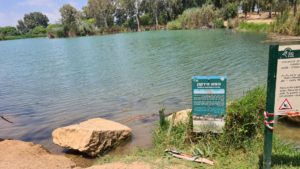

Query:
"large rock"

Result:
[[52, 118, 132, 157], [0, 140, 76, 169], [167, 109, 192, 125]]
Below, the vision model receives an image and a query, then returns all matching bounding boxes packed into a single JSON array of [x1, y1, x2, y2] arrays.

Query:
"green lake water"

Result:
[[0, 29, 297, 153]]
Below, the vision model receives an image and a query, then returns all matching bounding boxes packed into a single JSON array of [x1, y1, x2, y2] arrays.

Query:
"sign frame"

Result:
[[263, 45, 300, 169], [192, 76, 227, 133]]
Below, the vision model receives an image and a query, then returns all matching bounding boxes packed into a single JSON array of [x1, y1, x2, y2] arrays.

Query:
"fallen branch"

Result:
[[0, 115, 13, 123], [165, 149, 214, 165]]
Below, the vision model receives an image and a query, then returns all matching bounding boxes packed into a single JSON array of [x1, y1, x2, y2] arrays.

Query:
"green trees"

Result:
[[16, 12, 49, 34], [0, 26, 19, 36], [60, 4, 79, 36], [87, 0, 115, 28], [23, 12, 49, 29]]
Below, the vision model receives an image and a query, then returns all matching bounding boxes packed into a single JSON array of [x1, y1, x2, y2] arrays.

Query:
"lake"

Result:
[[0, 30, 273, 152]]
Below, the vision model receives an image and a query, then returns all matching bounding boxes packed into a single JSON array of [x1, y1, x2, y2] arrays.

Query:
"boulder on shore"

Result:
[[52, 118, 132, 157], [0, 140, 76, 169], [167, 109, 192, 125]]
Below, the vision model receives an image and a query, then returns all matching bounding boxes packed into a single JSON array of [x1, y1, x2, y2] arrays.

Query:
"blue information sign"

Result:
[[192, 76, 227, 117]]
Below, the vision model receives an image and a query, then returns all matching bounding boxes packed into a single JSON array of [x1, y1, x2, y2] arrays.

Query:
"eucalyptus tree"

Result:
[[88, 0, 116, 28], [142, 0, 166, 28], [293, 0, 298, 16], [23, 12, 49, 29], [16, 12, 49, 34], [17, 20, 28, 34], [60, 4, 79, 36], [164, 0, 184, 20], [134, 0, 142, 31], [117, 0, 142, 31]]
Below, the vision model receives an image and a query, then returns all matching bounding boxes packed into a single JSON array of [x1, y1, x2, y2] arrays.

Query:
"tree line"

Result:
[[0, 0, 298, 39]]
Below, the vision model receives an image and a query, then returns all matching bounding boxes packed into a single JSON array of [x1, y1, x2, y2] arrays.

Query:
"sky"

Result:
[[0, 0, 87, 26]]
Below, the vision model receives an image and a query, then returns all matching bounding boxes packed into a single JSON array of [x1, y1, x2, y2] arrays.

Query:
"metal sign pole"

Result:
[[263, 45, 278, 169]]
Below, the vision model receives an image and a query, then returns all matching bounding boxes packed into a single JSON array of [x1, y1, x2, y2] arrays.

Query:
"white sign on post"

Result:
[[274, 46, 300, 115]]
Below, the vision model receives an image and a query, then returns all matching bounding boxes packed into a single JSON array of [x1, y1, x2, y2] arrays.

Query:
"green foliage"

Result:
[[0, 26, 19, 36], [271, 9, 300, 36], [77, 19, 96, 36], [167, 5, 222, 30], [88, 0, 115, 28], [30, 26, 46, 35], [60, 4, 79, 35], [166, 20, 182, 30], [140, 14, 153, 26], [213, 18, 225, 28], [222, 3, 238, 20], [238, 22, 271, 32], [23, 12, 49, 29], [223, 87, 266, 148], [17, 20, 28, 34], [46, 24, 66, 38], [158, 108, 166, 128]]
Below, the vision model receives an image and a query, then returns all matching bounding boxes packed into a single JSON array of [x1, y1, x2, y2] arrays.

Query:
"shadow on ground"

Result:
[[259, 154, 300, 168]]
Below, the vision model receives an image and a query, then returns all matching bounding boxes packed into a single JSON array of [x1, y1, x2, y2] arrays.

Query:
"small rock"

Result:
[[167, 109, 192, 125], [52, 118, 132, 157], [0, 140, 76, 169]]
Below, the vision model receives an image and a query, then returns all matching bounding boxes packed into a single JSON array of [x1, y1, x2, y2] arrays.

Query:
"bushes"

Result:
[[31, 26, 46, 35], [271, 10, 300, 36], [223, 87, 266, 148], [46, 24, 66, 38], [222, 3, 238, 20], [166, 20, 182, 30], [0, 26, 20, 36], [167, 5, 223, 30]]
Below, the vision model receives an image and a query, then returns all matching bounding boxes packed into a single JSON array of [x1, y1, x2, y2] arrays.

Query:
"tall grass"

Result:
[[270, 9, 300, 36], [167, 5, 224, 30], [237, 22, 271, 32]]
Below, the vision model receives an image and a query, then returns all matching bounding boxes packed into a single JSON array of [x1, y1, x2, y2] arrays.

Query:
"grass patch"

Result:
[[237, 22, 271, 33], [96, 87, 300, 168], [0, 34, 46, 41]]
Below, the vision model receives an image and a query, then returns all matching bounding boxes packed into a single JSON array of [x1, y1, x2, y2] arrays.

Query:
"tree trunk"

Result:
[[135, 1, 141, 32], [257, 0, 260, 14], [136, 15, 140, 32], [269, 3, 272, 18], [104, 17, 108, 28], [252, 0, 256, 12], [155, 12, 158, 30], [294, 0, 298, 16]]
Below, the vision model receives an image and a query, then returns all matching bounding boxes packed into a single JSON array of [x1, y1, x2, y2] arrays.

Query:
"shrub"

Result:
[[223, 87, 266, 148], [0, 26, 19, 36], [140, 14, 153, 26], [31, 26, 46, 35], [213, 18, 225, 28], [222, 3, 238, 20], [46, 24, 66, 38], [166, 20, 182, 30], [166, 5, 222, 30], [271, 9, 300, 36]]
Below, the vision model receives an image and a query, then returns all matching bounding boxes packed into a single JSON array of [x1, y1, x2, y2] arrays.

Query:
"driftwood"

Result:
[[165, 149, 214, 165], [0, 115, 13, 123]]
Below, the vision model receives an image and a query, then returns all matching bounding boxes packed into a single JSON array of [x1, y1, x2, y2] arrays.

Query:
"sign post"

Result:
[[192, 76, 226, 133], [263, 45, 300, 169]]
